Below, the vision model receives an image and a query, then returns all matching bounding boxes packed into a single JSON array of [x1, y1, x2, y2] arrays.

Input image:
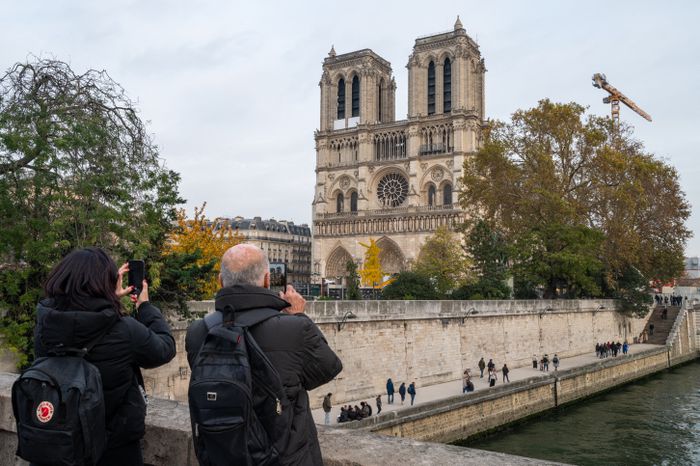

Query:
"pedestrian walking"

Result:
[[623, 342, 629, 355], [543, 354, 549, 371], [407, 381, 416, 406], [649, 323, 655, 336], [552, 354, 559, 371], [386, 378, 395, 404], [478, 357, 486, 378], [532, 354, 538, 369], [323, 393, 333, 425], [399, 382, 406, 405], [502, 364, 510, 383], [375, 395, 382, 415], [488, 368, 497, 387]]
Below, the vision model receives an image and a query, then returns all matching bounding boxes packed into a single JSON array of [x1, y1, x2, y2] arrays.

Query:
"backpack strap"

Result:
[[204, 308, 281, 331]]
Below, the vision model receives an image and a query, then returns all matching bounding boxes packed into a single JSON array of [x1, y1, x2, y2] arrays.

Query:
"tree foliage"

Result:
[[345, 260, 361, 300], [0, 59, 182, 366], [162, 203, 244, 303], [381, 271, 441, 300], [413, 226, 469, 296], [456, 220, 511, 299], [460, 99, 690, 307], [359, 238, 383, 287]]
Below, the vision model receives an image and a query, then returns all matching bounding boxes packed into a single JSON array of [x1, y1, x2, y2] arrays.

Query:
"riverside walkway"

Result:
[[312, 343, 660, 425]]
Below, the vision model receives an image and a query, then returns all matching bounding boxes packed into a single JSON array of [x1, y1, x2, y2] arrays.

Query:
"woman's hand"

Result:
[[130, 280, 149, 309], [116, 263, 134, 298]]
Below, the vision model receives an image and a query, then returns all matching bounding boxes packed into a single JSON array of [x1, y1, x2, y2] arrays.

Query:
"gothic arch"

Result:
[[325, 246, 353, 278], [419, 164, 452, 188], [376, 236, 406, 274]]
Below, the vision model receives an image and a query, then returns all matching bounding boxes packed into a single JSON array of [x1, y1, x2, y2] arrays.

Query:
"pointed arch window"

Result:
[[443, 183, 452, 205], [427, 61, 436, 115], [428, 184, 436, 206], [378, 80, 383, 122], [350, 191, 358, 212], [336, 193, 344, 213], [337, 78, 345, 119], [443, 58, 452, 113], [351, 76, 360, 117]]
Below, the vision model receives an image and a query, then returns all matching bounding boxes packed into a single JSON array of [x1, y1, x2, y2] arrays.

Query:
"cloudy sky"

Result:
[[3, 1, 700, 253]]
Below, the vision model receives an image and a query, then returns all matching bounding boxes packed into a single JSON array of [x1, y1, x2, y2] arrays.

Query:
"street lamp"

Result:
[[337, 311, 357, 332], [461, 307, 479, 324]]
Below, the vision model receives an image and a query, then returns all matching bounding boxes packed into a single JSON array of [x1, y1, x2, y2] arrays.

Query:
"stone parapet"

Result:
[[0, 372, 565, 466]]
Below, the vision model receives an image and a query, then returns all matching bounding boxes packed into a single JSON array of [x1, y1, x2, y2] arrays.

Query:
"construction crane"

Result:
[[592, 73, 652, 128]]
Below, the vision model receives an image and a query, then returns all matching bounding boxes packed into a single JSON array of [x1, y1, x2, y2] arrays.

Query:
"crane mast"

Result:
[[592, 73, 652, 129]]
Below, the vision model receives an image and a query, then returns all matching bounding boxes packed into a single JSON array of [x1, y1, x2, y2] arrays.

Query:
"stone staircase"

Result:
[[645, 306, 680, 345]]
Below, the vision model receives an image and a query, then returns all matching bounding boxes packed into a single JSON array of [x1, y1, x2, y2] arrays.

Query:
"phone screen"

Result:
[[269, 262, 287, 294], [128, 260, 145, 295]]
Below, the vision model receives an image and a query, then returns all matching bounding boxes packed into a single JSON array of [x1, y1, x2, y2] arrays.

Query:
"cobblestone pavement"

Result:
[[312, 343, 661, 425]]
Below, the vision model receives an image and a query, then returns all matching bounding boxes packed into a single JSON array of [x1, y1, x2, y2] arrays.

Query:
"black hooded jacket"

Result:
[[34, 297, 176, 447], [185, 285, 342, 466]]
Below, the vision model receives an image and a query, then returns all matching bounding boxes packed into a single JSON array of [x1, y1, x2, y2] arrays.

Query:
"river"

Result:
[[460, 360, 700, 466]]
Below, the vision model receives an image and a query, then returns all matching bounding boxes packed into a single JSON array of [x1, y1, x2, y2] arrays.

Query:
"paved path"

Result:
[[312, 343, 661, 426]]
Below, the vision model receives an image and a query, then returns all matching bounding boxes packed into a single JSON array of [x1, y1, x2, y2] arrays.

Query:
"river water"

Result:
[[460, 361, 700, 466]]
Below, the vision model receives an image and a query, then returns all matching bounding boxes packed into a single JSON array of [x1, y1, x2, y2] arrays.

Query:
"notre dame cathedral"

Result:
[[312, 18, 486, 282]]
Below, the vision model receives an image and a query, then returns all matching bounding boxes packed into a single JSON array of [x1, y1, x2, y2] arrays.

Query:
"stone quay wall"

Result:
[[162, 299, 646, 409], [345, 309, 699, 444], [0, 373, 564, 466]]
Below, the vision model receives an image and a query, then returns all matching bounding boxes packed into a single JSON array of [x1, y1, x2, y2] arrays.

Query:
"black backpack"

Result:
[[11, 325, 113, 466], [188, 306, 290, 466]]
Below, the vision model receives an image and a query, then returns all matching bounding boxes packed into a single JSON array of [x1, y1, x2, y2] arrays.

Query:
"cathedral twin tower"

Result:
[[312, 18, 486, 281]]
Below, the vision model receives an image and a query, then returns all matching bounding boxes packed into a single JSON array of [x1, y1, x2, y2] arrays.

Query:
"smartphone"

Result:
[[128, 259, 145, 296], [269, 262, 287, 294]]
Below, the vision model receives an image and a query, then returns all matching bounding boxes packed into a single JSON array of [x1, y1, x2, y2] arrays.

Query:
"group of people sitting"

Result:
[[337, 401, 374, 423], [596, 341, 628, 358]]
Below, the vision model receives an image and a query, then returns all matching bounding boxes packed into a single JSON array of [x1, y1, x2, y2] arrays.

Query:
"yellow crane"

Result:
[[592, 73, 652, 128]]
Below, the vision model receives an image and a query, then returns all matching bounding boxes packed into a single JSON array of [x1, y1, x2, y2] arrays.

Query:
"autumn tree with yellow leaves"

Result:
[[152, 203, 243, 313], [359, 238, 383, 288]]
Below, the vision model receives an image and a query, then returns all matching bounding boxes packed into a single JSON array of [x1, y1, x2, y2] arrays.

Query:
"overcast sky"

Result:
[[3, 1, 700, 254]]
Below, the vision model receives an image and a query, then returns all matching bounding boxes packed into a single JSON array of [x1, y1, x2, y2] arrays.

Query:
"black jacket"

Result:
[[185, 285, 343, 466], [34, 297, 176, 447]]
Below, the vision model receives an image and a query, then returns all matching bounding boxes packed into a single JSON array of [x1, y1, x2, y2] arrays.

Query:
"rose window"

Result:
[[377, 173, 409, 207]]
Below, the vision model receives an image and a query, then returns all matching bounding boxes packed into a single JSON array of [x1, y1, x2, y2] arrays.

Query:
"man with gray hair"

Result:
[[185, 244, 342, 465]]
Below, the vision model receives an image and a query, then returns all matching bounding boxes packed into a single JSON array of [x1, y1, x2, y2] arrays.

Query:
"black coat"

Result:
[[185, 285, 343, 466], [34, 298, 176, 447]]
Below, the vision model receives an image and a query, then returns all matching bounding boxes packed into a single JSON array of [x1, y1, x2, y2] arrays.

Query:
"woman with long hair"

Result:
[[33, 247, 175, 465]]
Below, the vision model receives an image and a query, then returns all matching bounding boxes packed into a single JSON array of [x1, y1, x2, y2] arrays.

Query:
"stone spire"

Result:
[[454, 15, 463, 30], [328, 45, 336, 58]]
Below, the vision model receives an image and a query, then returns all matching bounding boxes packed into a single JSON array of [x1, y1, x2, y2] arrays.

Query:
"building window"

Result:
[[337, 78, 345, 119], [351, 76, 360, 117], [443, 184, 452, 205], [350, 191, 358, 212], [378, 81, 383, 122], [336, 193, 344, 213], [443, 58, 452, 113], [428, 184, 436, 206], [427, 61, 436, 115]]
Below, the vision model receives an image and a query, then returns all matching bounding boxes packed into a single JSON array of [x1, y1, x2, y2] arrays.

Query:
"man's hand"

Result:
[[279, 285, 306, 315], [116, 262, 134, 298]]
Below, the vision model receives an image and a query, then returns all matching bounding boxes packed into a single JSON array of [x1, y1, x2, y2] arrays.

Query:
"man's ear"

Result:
[[219, 273, 224, 287], [263, 271, 270, 289]]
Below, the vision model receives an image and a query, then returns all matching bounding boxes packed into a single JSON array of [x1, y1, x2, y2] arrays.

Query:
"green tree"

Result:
[[345, 260, 361, 300], [413, 226, 470, 296], [0, 59, 182, 366], [381, 271, 441, 300], [457, 220, 511, 299], [460, 99, 690, 301]]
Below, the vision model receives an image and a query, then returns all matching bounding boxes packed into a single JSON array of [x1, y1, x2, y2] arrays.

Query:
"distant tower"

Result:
[[312, 18, 486, 283]]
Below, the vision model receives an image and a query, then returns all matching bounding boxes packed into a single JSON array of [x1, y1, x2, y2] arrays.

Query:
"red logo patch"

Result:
[[36, 401, 54, 423]]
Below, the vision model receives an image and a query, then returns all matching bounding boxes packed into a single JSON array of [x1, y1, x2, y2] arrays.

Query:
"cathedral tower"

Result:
[[312, 18, 486, 283]]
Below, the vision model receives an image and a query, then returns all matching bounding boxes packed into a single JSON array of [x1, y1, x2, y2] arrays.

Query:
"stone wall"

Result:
[[351, 341, 696, 444], [0, 372, 563, 466], [178, 299, 646, 408]]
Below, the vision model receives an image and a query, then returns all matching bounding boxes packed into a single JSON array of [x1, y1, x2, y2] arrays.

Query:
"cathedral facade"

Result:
[[312, 18, 486, 282]]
